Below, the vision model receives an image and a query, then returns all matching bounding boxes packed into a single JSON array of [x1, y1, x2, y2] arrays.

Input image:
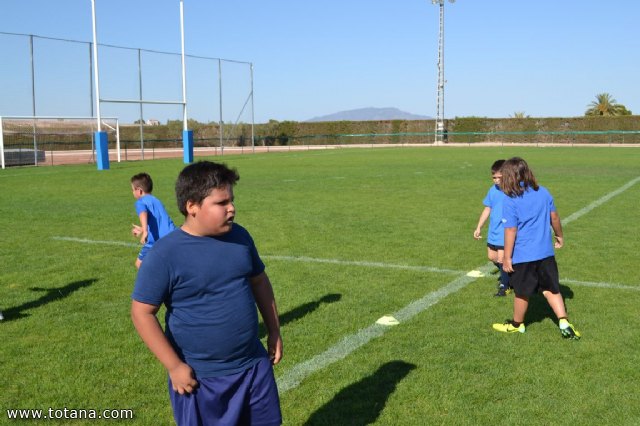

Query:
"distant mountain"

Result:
[[306, 107, 431, 122]]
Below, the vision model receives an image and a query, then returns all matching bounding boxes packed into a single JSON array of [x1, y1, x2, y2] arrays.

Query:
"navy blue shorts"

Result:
[[487, 243, 504, 251], [169, 357, 281, 426], [510, 256, 560, 297]]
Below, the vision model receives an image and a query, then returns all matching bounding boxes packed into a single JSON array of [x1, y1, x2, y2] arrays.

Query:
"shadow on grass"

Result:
[[1, 278, 98, 322], [524, 283, 575, 327], [259, 293, 341, 339], [304, 360, 416, 426]]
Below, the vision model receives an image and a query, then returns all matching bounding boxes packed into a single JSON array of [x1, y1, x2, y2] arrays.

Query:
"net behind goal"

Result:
[[0, 116, 120, 168]]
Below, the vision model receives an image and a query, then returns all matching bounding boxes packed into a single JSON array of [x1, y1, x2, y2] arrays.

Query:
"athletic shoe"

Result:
[[494, 285, 507, 297], [559, 320, 581, 340], [0, 311, 4, 321], [492, 320, 525, 333]]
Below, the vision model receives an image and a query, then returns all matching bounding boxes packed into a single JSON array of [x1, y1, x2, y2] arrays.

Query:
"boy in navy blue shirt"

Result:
[[492, 157, 580, 339], [131, 161, 282, 425], [473, 159, 511, 296]]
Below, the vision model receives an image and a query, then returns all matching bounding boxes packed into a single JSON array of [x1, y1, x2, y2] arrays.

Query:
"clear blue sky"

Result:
[[1, 0, 638, 124]]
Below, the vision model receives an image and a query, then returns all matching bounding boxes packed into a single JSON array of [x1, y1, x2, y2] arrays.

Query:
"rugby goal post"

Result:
[[0, 116, 120, 169]]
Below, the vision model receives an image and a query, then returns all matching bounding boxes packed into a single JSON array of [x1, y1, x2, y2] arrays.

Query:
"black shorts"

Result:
[[487, 243, 504, 250], [510, 256, 560, 297]]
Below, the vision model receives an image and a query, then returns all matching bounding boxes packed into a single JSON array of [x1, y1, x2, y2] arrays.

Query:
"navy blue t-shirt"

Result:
[[132, 225, 267, 378]]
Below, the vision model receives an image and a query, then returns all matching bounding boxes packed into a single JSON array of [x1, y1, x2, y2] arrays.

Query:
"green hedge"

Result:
[[115, 116, 640, 146]]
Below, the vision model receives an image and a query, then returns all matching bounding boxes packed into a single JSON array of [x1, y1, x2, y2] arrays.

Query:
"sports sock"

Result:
[[510, 320, 522, 327], [497, 263, 509, 288]]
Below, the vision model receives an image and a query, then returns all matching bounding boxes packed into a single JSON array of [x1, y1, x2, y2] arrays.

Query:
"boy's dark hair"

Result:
[[175, 161, 240, 216], [491, 159, 505, 173], [131, 173, 153, 193], [500, 157, 539, 197]]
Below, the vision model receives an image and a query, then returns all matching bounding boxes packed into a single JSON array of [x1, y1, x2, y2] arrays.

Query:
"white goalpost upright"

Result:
[[0, 115, 120, 169], [90, 0, 191, 170]]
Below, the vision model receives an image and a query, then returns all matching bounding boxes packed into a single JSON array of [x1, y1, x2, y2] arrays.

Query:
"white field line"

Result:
[[263, 255, 463, 275], [276, 175, 640, 394], [52, 236, 138, 247], [276, 263, 495, 393], [48, 239, 462, 276], [562, 176, 640, 225], [561, 278, 639, 291], [49, 176, 639, 393], [47, 239, 640, 292]]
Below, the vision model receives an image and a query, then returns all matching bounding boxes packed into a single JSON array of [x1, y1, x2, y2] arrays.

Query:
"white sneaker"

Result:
[[0, 311, 4, 321]]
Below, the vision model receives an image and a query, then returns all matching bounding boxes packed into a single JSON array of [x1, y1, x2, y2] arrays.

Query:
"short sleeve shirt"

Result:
[[132, 225, 267, 378], [134, 194, 176, 244], [502, 185, 556, 264], [482, 184, 506, 246]]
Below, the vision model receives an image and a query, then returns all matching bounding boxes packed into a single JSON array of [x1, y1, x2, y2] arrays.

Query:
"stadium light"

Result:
[[431, 0, 455, 144]]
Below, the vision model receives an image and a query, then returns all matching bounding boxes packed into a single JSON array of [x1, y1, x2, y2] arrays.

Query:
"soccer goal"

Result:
[[0, 116, 120, 169]]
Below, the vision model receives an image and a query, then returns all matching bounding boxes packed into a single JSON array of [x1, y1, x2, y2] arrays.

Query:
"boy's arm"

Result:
[[502, 227, 517, 272], [137, 212, 149, 244], [550, 211, 564, 249], [473, 207, 491, 239], [130, 300, 198, 394], [249, 272, 283, 365]]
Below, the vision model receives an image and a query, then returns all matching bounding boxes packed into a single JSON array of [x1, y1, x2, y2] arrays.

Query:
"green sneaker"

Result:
[[559, 320, 581, 340], [492, 320, 525, 334]]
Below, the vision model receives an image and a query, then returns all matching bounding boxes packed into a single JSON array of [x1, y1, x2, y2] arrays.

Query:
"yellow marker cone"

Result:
[[376, 315, 400, 326]]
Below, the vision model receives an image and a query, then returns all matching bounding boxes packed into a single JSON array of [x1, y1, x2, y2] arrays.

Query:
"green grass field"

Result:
[[1, 147, 639, 425]]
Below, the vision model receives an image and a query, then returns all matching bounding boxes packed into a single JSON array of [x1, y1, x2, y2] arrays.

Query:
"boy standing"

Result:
[[131, 173, 176, 269], [473, 160, 511, 296], [492, 157, 580, 339], [131, 161, 283, 425]]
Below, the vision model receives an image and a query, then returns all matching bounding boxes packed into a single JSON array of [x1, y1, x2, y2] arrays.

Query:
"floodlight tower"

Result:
[[432, 0, 454, 144]]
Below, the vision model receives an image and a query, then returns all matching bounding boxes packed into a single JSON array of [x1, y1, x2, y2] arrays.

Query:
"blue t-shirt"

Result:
[[502, 185, 557, 264], [482, 184, 506, 246], [134, 194, 176, 244], [131, 225, 267, 378]]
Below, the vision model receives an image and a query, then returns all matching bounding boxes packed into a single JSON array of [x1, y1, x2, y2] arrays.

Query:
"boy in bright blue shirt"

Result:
[[492, 157, 580, 339], [474, 160, 511, 296], [130, 173, 176, 269]]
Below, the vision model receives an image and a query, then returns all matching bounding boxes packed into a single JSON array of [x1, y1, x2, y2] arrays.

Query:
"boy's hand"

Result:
[[554, 235, 564, 249], [267, 332, 283, 365], [473, 228, 482, 240], [502, 258, 514, 273], [131, 224, 142, 237], [168, 362, 198, 395]]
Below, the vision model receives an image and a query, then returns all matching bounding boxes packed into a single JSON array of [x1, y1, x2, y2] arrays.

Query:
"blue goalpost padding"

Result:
[[183, 130, 193, 164], [95, 131, 110, 170]]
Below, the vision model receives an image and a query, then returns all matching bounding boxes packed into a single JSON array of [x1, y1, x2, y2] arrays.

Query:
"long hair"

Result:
[[499, 157, 539, 197]]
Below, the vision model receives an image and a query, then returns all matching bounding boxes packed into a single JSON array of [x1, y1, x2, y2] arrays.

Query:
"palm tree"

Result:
[[585, 93, 631, 116]]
